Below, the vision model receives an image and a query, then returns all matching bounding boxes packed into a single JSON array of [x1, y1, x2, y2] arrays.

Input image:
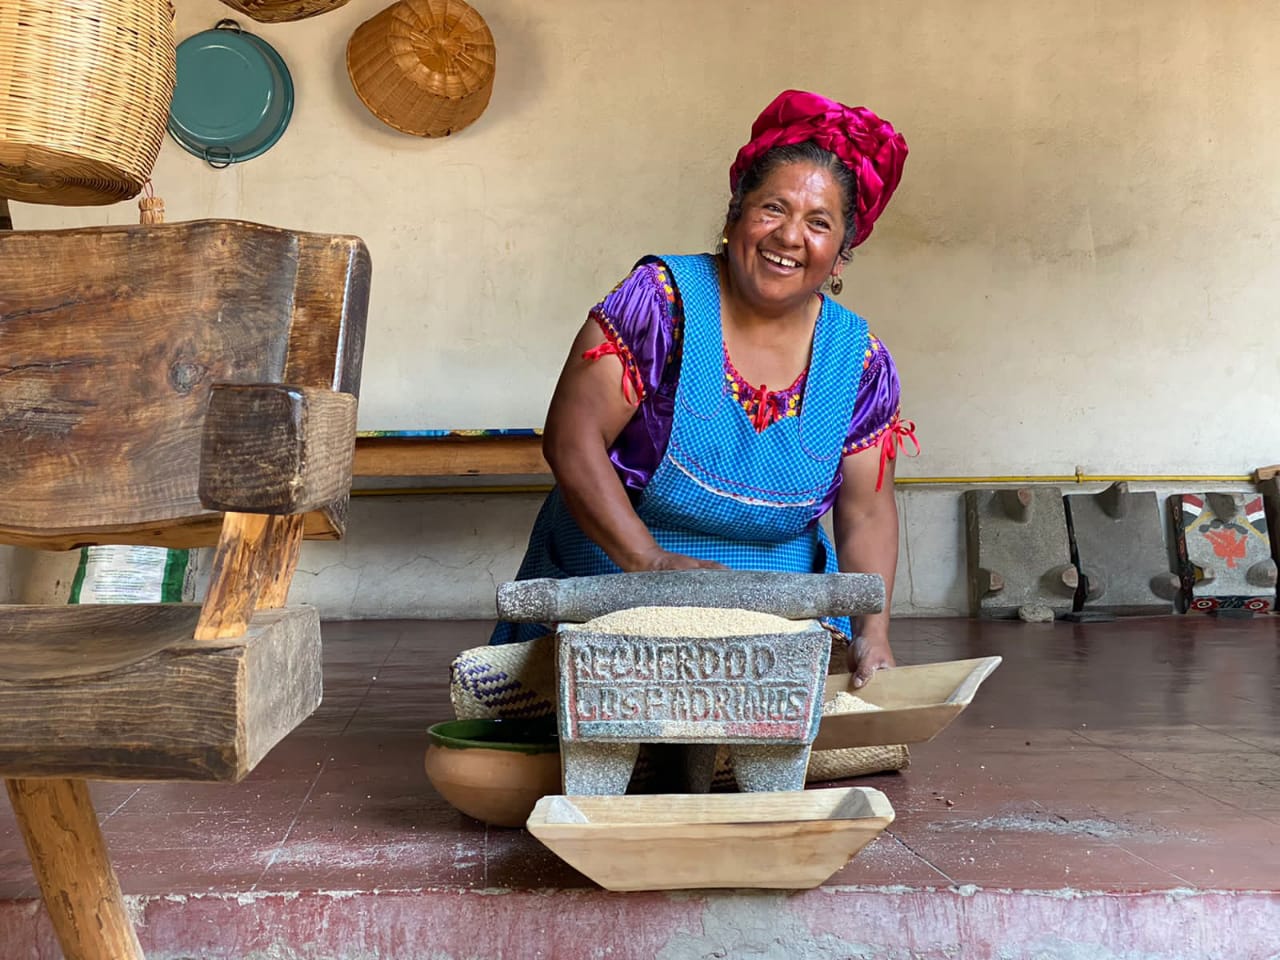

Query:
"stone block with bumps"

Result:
[[965, 487, 1076, 620], [1169, 492, 1276, 614], [1263, 477, 1280, 610], [1065, 482, 1178, 616]]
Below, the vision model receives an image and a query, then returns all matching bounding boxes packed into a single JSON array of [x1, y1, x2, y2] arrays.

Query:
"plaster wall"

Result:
[[4, 0, 1276, 615]]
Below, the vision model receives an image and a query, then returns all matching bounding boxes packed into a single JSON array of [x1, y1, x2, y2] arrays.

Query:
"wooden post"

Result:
[[256, 513, 306, 609], [196, 511, 273, 640], [197, 509, 310, 639], [0, 197, 12, 230], [6, 779, 144, 960]]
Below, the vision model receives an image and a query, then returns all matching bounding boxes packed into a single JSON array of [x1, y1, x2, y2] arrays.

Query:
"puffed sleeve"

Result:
[[843, 334, 920, 490], [582, 258, 680, 405]]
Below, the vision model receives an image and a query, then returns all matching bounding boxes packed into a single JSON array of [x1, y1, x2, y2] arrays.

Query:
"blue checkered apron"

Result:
[[491, 253, 869, 644]]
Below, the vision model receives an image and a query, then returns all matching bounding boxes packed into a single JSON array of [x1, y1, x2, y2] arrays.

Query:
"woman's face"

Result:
[[724, 160, 848, 312]]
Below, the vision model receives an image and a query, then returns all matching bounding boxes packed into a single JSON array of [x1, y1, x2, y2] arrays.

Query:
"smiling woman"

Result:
[[489, 90, 917, 686]]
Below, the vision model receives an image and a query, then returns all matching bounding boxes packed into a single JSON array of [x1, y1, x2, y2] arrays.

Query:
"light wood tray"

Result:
[[812, 656, 1003, 751], [526, 787, 894, 891]]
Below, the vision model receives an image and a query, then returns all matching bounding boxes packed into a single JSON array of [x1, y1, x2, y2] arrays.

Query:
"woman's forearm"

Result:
[[540, 321, 665, 572], [544, 431, 661, 571], [835, 497, 899, 640], [541, 320, 724, 574]]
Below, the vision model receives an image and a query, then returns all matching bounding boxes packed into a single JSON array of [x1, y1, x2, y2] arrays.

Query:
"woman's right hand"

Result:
[[626, 548, 728, 572]]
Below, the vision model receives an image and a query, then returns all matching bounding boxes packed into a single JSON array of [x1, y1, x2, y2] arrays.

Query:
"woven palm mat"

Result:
[[448, 633, 909, 784]]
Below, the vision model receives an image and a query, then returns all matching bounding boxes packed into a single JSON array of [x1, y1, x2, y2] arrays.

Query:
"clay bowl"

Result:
[[424, 718, 560, 828]]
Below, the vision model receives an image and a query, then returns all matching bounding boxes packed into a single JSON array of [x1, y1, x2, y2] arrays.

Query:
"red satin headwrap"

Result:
[[729, 90, 908, 248]]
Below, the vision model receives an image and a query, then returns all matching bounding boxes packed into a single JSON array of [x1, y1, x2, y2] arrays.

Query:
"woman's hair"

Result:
[[724, 140, 858, 260]]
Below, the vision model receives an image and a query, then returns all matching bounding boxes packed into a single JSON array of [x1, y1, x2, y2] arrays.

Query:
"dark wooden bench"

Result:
[[0, 219, 370, 959], [352, 430, 549, 479]]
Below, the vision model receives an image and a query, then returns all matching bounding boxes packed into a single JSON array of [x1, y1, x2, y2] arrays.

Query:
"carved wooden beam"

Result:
[[0, 606, 321, 781], [200, 384, 357, 514]]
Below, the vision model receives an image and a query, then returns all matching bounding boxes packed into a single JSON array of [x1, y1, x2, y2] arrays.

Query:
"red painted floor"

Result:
[[2, 616, 1279, 958]]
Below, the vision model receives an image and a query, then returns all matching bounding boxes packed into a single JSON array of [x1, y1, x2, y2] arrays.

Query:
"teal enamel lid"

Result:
[[168, 20, 294, 166]]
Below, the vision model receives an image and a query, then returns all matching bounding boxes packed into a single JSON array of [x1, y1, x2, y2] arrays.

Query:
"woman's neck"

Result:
[[715, 254, 820, 388]]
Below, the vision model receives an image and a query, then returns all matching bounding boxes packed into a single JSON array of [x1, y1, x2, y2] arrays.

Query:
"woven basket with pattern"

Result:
[[216, 0, 352, 23], [346, 0, 496, 138], [450, 633, 557, 721], [0, 0, 176, 206]]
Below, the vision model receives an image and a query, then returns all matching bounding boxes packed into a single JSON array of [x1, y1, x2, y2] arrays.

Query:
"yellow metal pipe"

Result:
[[896, 473, 1251, 485], [1073, 474, 1251, 484], [895, 476, 1079, 485]]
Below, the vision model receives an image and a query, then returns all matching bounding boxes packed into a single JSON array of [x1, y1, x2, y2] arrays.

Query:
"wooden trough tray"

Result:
[[526, 787, 894, 891], [812, 656, 1003, 751]]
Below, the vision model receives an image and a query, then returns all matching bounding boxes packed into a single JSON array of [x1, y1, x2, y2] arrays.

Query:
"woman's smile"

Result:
[[760, 249, 803, 270]]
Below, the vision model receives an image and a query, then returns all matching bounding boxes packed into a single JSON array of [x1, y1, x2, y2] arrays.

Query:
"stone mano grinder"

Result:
[[497, 570, 884, 795]]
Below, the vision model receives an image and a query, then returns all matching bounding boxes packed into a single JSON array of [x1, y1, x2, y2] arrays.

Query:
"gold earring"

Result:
[[720, 235, 729, 246], [830, 276, 844, 295]]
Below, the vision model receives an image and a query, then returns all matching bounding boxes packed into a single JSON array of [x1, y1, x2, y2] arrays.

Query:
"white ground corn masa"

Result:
[[570, 605, 813, 638], [822, 691, 882, 715]]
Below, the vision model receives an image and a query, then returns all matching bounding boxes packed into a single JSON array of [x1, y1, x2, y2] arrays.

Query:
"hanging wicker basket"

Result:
[[346, 0, 496, 138], [215, 0, 353, 23], [0, 0, 177, 206]]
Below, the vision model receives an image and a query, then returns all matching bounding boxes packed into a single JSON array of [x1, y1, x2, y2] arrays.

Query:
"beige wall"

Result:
[[5, 1, 1278, 616], [12, 0, 1279, 476]]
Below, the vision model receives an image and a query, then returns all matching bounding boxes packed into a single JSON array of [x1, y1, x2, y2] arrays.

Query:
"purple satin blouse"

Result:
[[587, 257, 905, 519]]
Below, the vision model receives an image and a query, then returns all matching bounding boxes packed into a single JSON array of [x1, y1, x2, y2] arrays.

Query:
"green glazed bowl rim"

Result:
[[427, 719, 559, 755]]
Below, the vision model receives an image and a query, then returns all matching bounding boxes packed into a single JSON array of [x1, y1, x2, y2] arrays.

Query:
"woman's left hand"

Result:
[[848, 632, 895, 688]]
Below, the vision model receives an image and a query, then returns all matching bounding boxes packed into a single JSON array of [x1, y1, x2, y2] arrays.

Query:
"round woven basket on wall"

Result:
[[346, 0, 496, 138], [0, 0, 176, 206], [216, 0, 352, 23]]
